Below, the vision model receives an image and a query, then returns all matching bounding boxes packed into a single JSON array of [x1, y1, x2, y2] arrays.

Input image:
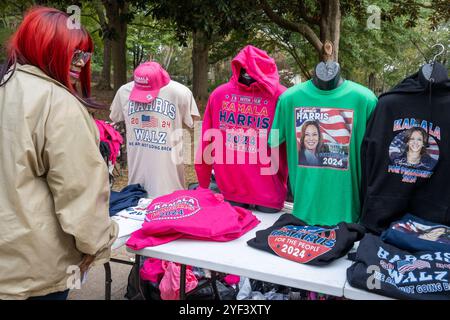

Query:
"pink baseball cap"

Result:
[[129, 61, 171, 103]]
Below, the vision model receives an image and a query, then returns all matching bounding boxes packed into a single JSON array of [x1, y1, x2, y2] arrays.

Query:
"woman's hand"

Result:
[[79, 254, 95, 275]]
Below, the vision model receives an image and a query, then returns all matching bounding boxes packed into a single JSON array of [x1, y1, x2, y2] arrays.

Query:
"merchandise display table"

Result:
[[343, 282, 393, 300], [126, 211, 353, 298], [342, 241, 392, 300], [110, 209, 393, 300]]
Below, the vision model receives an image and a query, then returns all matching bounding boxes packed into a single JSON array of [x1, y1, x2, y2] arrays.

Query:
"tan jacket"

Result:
[[0, 64, 118, 299]]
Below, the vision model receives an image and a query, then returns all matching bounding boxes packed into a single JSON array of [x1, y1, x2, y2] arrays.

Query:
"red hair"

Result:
[[4, 6, 93, 97]]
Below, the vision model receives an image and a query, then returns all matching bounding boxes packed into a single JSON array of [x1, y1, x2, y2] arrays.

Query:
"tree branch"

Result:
[[129, 22, 158, 28], [259, 0, 322, 53], [410, 38, 428, 62], [93, 0, 107, 26], [289, 46, 312, 79], [81, 14, 101, 25], [298, 0, 320, 25], [260, 27, 312, 79], [128, 22, 175, 34], [415, 2, 433, 9], [90, 27, 102, 35]]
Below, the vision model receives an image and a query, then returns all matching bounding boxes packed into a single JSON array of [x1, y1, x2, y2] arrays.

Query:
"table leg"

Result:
[[133, 255, 143, 299], [180, 264, 187, 300], [110, 257, 134, 266], [211, 271, 220, 300], [104, 262, 112, 300], [135, 254, 141, 267], [134, 254, 141, 287]]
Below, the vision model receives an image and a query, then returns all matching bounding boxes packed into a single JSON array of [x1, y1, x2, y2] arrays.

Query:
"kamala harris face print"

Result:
[[388, 119, 440, 183]]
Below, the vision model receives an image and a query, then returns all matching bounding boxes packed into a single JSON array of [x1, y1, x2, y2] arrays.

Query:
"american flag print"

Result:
[[295, 107, 354, 170], [141, 115, 159, 128], [396, 259, 431, 274]]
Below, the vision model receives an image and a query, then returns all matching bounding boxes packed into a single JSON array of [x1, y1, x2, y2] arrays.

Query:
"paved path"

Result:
[[68, 247, 134, 300]]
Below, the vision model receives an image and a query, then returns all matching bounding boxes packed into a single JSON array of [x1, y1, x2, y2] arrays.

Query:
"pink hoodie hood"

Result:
[[195, 45, 288, 210], [231, 45, 280, 96]]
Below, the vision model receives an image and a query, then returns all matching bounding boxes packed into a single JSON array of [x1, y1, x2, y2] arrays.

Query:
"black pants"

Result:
[[28, 290, 70, 300]]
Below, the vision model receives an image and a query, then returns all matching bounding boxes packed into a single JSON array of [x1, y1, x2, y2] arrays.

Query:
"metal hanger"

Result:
[[430, 43, 445, 64], [421, 43, 447, 82]]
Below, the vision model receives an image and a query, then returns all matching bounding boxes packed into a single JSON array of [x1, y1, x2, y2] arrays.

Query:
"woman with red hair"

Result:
[[0, 7, 118, 300]]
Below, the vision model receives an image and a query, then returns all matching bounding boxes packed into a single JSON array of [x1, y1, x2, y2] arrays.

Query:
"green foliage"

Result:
[[386, 0, 450, 29], [126, 10, 177, 68], [146, 0, 257, 45], [1, 0, 448, 93], [256, 0, 449, 92], [0, 28, 11, 61], [339, 0, 449, 92], [81, 14, 103, 74]]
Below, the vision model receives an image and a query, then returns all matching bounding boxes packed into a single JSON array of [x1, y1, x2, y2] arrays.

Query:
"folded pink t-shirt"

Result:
[[126, 188, 260, 250]]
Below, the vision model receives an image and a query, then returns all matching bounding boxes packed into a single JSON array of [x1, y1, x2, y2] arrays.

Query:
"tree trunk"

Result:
[[163, 46, 174, 70], [259, 0, 340, 63], [94, 1, 112, 90], [104, 0, 128, 91], [319, 0, 341, 61], [101, 38, 112, 89], [133, 30, 146, 69], [368, 72, 376, 92], [94, 37, 112, 90], [192, 29, 210, 111]]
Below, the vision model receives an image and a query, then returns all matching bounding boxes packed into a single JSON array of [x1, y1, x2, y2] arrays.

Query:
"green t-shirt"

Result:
[[269, 80, 377, 225]]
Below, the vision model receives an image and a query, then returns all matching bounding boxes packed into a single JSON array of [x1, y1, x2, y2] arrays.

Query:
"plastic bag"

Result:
[[186, 279, 238, 300]]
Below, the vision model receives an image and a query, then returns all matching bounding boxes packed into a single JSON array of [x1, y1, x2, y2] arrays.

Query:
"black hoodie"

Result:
[[361, 66, 450, 234]]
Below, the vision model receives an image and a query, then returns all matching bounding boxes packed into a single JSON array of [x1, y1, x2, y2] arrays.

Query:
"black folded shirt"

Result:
[[347, 233, 450, 300], [247, 214, 365, 266]]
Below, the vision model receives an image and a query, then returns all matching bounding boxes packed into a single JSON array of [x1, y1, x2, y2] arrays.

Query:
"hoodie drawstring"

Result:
[[429, 75, 434, 139]]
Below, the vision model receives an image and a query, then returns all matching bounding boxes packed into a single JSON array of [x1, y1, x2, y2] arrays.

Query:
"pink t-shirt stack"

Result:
[[126, 188, 260, 250], [195, 45, 288, 210]]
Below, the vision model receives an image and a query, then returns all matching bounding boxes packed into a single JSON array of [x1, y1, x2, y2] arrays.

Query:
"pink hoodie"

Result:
[[195, 45, 288, 209], [126, 188, 260, 249], [95, 119, 123, 165], [159, 261, 198, 300]]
